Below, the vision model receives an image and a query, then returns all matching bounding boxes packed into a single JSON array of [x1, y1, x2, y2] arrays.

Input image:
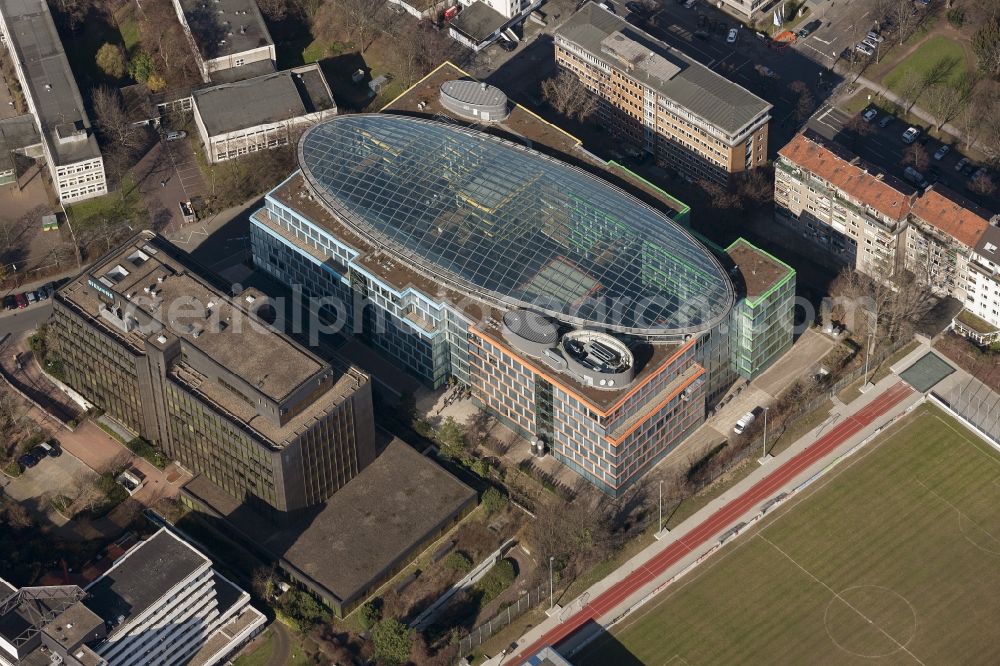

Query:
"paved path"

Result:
[[506, 380, 916, 665]]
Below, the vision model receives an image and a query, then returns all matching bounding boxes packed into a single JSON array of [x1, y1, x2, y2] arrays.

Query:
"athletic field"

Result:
[[578, 404, 1000, 665]]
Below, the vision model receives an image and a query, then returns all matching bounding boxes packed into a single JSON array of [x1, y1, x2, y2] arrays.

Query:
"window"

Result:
[[234, 57, 245, 67]]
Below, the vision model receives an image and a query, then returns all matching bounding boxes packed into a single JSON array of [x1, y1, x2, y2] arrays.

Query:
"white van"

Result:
[[733, 410, 756, 434]]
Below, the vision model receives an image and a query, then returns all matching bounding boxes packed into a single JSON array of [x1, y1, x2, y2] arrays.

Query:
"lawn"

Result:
[[883, 35, 971, 97], [64, 173, 144, 231], [233, 628, 313, 666], [578, 404, 1000, 665]]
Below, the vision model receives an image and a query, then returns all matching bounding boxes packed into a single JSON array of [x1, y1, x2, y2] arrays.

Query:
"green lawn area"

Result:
[[233, 628, 313, 666], [579, 404, 1000, 665], [64, 173, 144, 230], [883, 35, 970, 96]]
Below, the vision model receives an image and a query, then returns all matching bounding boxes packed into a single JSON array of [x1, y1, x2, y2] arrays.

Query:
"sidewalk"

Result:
[[501, 375, 921, 665]]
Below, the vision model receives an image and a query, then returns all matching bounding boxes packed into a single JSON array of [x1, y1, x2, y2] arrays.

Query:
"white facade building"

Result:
[[959, 225, 1000, 345], [192, 64, 337, 163], [0, 0, 106, 203]]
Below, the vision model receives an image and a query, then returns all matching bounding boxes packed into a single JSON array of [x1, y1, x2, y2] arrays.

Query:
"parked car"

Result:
[[165, 130, 186, 142], [862, 107, 878, 122], [733, 406, 764, 435], [962, 161, 977, 176], [694, 29, 709, 39], [955, 157, 971, 172], [25, 291, 36, 305], [904, 166, 930, 189], [933, 144, 950, 160], [856, 43, 875, 56], [14, 293, 27, 309], [499, 39, 515, 52], [866, 31, 884, 43], [902, 126, 921, 144], [29, 445, 48, 460], [879, 115, 894, 128], [3, 295, 16, 311], [33, 288, 47, 301], [38, 441, 60, 457], [17, 453, 39, 470], [727, 27, 738, 43]]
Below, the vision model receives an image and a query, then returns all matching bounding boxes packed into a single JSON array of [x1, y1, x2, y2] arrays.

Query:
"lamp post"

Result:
[[658, 479, 662, 534], [549, 556, 555, 610], [758, 407, 770, 465]]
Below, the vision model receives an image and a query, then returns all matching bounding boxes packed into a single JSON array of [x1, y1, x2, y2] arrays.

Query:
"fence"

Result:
[[458, 582, 551, 655]]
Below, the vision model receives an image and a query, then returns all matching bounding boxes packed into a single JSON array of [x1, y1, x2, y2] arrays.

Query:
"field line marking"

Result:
[[913, 477, 1000, 550], [756, 534, 926, 665], [929, 414, 1000, 469]]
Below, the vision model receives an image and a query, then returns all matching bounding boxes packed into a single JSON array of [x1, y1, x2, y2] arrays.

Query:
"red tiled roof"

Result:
[[779, 131, 914, 222], [910, 186, 990, 248]]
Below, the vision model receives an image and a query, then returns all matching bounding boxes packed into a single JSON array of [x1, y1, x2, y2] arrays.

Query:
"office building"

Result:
[[247, 113, 793, 494], [192, 64, 337, 163], [775, 130, 915, 279], [0, 528, 265, 666], [51, 231, 376, 512], [170, 0, 276, 83], [554, 3, 771, 185], [716, 0, 780, 21], [0, 0, 106, 203]]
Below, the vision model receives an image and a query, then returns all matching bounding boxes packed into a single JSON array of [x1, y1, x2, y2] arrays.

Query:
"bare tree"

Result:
[[91, 85, 144, 153], [830, 268, 933, 353], [970, 172, 996, 196], [256, 0, 292, 21], [787, 80, 815, 122], [4, 503, 33, 529], [896, 70, 926, 113], [924, 79, 972, 131], [901, 143, 930, 171], [845, 113, 876, 149], [541, 71, 598, 123], [892, 0, 920, 45], [314, 0, 389, 55]]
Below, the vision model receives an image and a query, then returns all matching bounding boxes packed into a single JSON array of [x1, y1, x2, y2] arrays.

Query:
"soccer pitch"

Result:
[[578, 404, 1000, 665]]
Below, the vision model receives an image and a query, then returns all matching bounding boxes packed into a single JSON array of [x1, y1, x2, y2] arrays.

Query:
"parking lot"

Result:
[[0, 445, 98, 528], [809, 101, 1000, 210]]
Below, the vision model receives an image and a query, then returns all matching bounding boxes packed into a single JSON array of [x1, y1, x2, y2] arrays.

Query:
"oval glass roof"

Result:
[[298, 114, 734, 335]]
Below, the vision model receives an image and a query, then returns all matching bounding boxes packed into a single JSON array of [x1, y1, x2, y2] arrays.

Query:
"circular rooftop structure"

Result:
[[439, 80, 509, 122], [298, 114, 734, 337]]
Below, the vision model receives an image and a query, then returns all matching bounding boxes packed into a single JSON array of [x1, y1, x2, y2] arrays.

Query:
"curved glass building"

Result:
[[250, 113, 790, 496], [297, 114, 733, 337]]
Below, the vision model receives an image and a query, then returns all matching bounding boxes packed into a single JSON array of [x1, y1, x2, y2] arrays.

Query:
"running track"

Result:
[[511, 381, 915, 664]]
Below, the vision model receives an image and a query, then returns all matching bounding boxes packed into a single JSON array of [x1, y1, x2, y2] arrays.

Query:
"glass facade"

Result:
[[297, 114, 733, 337]]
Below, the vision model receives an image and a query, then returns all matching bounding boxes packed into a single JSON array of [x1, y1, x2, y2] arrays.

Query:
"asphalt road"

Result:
[[0, 302, 51, 339], [510, 381, 916, 665]]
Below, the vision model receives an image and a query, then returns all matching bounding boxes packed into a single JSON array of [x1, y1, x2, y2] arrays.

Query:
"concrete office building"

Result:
[[192, 64, 337, 163], [775, 130, 915, 279], [51, 231, 375, 512], [170, 0, 276, 82], [247, 114, 798, 494], [0, 0, 106, 203], [0, 529, 264, 666], [449, 0, 543, 52], [554, 3, 771, 185]]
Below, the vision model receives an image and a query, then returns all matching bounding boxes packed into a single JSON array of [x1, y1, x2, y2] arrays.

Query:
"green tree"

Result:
[[95, 43, 125, 79], [481, 487, 508, 515], [359, 599, 382, 631], [280, 588, 328, 628], [435, 417, 466, 459], [972, 19, 1000, 76], [371, 618, 412, 666], [128, 51, 156, 83]]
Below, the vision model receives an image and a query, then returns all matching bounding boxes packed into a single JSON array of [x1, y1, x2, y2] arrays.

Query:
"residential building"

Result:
[[449, 0, 543, 51], [249, 113, 792, 495], [905, 186, 990, 298], [716, 0, 780, 21], [51, 231, 376, 513], [182, 439, 476, 616], [0, 0, 106, 203], [192, 64, 337, 163], [0, 528, 265, 666], [170, 0, 276, 83], [554, 3, 771, 185], [957, 223, 1000, 345], [775, 130, 915, 279]]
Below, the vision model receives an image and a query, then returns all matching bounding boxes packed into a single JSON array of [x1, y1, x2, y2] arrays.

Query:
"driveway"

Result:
[[0, 449, 97, 527]]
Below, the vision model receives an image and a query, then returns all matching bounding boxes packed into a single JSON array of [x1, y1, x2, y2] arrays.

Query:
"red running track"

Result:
[[512, 381, 914, 665]]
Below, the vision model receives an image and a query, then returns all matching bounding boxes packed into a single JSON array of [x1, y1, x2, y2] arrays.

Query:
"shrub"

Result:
[[359, 599, 381, 631], [481, 487, 508, 515], [128, 51, 155, 83], [473, 559, 516, 607], [444, 551, 473, 574], [279, 588, 329, 628], [947, 8, 965, 27], [371, 619, 412, 666], [2, 461, 21, 477], [126, 437, 166, 469]]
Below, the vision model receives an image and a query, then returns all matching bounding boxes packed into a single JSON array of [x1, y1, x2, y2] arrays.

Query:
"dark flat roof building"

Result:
[[52, 232, 376, 512], [170, 0, 276, 82], [183, 438, 477, 615]]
